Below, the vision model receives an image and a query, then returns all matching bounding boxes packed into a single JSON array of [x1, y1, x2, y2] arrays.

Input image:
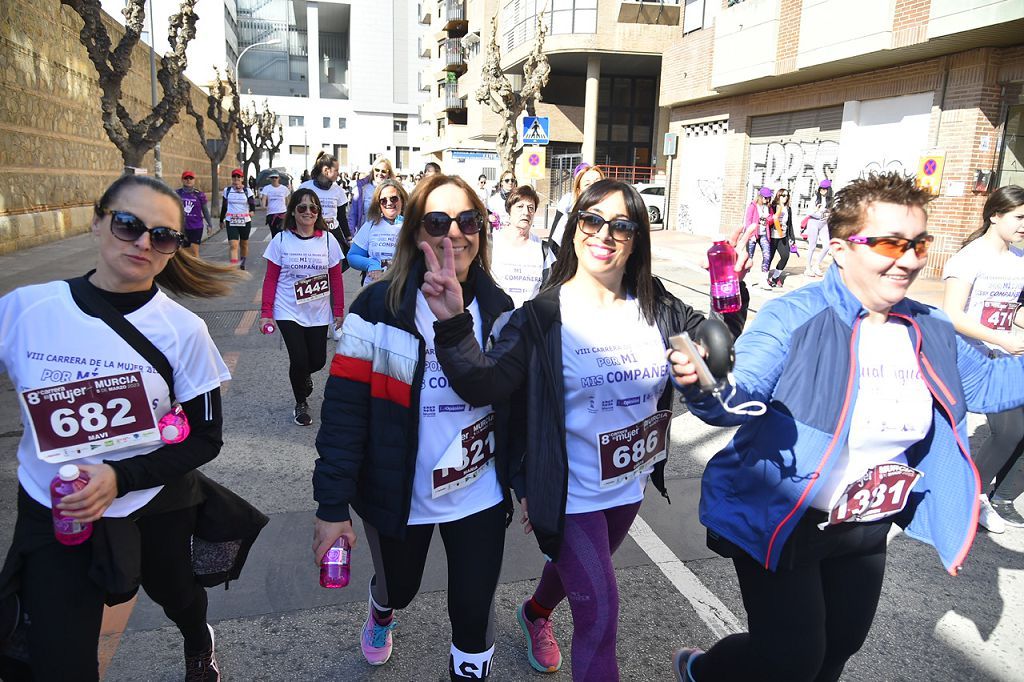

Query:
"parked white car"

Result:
[[634, 184, 665, 224]]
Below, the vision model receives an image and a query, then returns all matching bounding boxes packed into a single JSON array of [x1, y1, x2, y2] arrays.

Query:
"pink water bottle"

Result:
[[262, 322, 275, 335], [50, 464, 92, 546], [708, 240, 742, 314], [320, 537, 351, 588]]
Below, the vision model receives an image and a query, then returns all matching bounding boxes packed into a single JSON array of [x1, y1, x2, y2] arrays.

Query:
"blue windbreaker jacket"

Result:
[[683, 267, 1024, 575]]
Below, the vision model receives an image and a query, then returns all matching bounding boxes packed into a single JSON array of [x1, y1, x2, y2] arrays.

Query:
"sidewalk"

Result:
[[647, 228, 946, 309]]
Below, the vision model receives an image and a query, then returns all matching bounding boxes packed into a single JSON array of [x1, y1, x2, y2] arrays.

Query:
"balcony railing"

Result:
[[441, 0, 467, 30], [444, 81, 466, 110], [443, 38, 466, 72]]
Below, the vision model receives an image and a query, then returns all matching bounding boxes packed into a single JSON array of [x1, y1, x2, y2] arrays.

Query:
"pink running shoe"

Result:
[[361, 598, 396, 666], [516, 601, 561, 673]]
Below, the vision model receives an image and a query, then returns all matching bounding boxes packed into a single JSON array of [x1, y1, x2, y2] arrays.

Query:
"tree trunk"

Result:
[[122, 146, 146, 171], [209, 160, 221, 217]]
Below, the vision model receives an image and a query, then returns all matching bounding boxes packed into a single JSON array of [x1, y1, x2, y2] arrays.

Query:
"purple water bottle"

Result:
[[708, 240, 742, 314], [50, 464, 92, 546], [320, 537, 351, 588]]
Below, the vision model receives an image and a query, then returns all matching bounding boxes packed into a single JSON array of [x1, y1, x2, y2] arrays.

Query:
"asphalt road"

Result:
[[0, 215, 1022, 681]]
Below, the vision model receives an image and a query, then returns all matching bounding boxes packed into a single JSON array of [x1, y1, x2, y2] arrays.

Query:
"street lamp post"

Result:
[[235, 38, 283, 89]]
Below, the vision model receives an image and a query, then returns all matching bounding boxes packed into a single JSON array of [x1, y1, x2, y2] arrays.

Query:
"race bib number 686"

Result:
[[597, 410, 671, 488]]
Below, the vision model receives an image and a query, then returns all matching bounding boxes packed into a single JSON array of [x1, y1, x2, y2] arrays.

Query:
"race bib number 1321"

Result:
[[21, 371, 160, 463]]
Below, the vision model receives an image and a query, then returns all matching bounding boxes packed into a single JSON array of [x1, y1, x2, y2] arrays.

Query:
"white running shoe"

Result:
[[979, 494, 1007, 534]]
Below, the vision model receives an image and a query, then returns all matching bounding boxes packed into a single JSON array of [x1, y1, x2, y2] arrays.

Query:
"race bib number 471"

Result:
[[597, 410, 671, 488], [21, 371, 160, 463]]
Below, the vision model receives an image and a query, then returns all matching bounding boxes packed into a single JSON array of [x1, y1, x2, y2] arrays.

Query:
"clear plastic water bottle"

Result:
[[50, 464, 92, 546], [320, 537, 351, 588], [708, 240, 742, 314]]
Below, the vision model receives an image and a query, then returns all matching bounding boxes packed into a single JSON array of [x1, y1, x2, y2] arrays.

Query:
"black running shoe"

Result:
[[304, 376, 314, 398], [184, 625, 221, 682], [294, 401, 313, 426]]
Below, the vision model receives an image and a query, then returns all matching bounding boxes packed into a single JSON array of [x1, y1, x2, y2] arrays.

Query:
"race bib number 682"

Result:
[[21, 371, 160, 463]]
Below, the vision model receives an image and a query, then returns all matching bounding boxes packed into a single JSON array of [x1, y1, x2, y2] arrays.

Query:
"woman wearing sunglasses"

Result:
[[766, 188, 795, 288], [669, 173, 1024, 682], [486, 170, 518, 228], [803, 179, 834, 277], [348, 156, 395, 239], [423, 179, 748, 680], [941, 185, 1024, 534], [0, 174, 246, 680], [313, 174, 514, 679], [347, 179, 408, 286], [259, 189, 345, 427]]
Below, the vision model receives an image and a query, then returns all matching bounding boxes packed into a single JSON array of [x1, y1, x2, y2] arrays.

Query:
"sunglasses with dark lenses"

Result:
[[576, 211, 639, 243], [295, 204, 320, 214], [105, 210, 183, 254], [501, 177, 516, 184], [421, 210, 483, 237], [373, 168, 391, 175], [379, 196, 401, 207], [845, 234, 933, 259]]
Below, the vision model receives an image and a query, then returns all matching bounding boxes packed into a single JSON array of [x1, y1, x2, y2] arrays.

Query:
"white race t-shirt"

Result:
[[298, 180, 348, 229], [0, 282, 230, 517], [262, 184, 289, 215], [352, 217, 403, 272], [222, 186, 253, 223], [810, 321, 934, 511], [490, 234, 556, 308], [263, 231, 344, 327], [942, 239, 1024, 356], [560, 289, 670, 514], [408, 293, 503, 525], [549, 193, 576, 247], [487, 193, 509, 227]]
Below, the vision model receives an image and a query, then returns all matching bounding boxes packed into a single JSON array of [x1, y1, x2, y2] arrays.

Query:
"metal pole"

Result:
[[148, 0, 161, 177], [664, 155, 673, 232]]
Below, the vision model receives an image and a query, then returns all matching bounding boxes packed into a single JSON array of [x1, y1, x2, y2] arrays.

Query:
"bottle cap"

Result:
[[58, 464, 80, 482]]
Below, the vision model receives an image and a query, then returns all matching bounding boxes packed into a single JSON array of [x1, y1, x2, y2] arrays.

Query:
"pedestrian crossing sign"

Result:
[[522, 116, 550, 146]]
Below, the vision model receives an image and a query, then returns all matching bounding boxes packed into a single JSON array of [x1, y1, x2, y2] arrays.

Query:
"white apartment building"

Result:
[[101, 0, 429, 179]]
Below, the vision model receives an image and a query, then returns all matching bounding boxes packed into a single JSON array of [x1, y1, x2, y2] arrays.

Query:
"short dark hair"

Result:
[[828, 173, 933, 240], [424, 161, 442, 174], [505, 185, 540, 213]]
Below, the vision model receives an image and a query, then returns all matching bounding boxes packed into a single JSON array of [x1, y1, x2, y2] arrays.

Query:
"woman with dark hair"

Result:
[[347, 179, 408, 285], [259, 189, 345, 427], [313, 174, 514, 680], [487, 169, 518, 228], [422, 178, 749, 680], [219, 168, 256, 269], [804, 179, 834, 277], [0, 174, 248, 681], [490, 184, 556, 307], [670, 173, 1024, 682], [766, 188, 795, 288], [299, 151, 350, 248], [942, 184, 1024, 533]]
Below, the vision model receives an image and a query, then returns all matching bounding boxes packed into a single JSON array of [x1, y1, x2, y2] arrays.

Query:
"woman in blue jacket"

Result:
[[668, 172, 1024, 682]]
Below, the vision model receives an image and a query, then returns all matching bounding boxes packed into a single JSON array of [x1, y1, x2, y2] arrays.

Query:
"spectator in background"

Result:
[[476, 174, 490, 203], [423, 161, 442, 177], [549, 164, 606, 254]]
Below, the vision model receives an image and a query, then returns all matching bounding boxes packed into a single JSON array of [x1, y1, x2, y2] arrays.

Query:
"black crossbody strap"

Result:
[[67, 277, 177, 404]]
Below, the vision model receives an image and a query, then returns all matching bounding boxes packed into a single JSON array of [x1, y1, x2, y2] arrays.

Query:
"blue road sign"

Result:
[[522, 116, 550, 146]]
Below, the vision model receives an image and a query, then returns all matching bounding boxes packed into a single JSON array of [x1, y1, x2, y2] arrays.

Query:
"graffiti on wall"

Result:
[[859, 156, 914, 180], [748, 140, 839, 212], [677, 176, 723, 234]]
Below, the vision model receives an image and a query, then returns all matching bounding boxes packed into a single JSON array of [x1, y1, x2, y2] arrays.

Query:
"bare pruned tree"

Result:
[[475, 13, 550, 174], [186, 67, 239, 213], [60, 0, 198, 171], [265, 120, 284, 169], [237, 100, 278, 180]]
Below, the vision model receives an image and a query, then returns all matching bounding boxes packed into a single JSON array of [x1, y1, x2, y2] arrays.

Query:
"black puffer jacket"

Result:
[[433, 279, 748, 561], [313, 259, 515, 537]]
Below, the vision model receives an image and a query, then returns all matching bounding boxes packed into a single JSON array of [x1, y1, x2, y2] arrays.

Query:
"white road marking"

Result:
[[629, 515, 742, 640]]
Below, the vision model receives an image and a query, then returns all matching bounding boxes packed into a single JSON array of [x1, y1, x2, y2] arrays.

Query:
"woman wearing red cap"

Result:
[[176, 171, 212, 258], [219, 169, 256, 269]]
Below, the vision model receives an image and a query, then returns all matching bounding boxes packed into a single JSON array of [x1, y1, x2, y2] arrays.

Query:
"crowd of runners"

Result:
[[0, 160, 1023, 682]]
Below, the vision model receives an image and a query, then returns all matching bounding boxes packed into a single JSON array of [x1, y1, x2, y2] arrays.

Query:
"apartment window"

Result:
[[683, 0, 706, 34], [394, 118, 408, 133], [288, 116, 304, 127], [338, 118, 347, 129], [396, 146, 411, 168], [323, 117, 331, 128], [289, 145, 309, 154], [334, 144, 349, 166]]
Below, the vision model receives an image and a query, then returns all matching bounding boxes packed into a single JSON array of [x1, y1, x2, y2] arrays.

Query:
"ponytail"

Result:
[[962, 185, 1024, 249], [156, 249, 249, 298]]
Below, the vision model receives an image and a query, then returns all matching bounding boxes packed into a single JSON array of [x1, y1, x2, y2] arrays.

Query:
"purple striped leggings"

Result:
[[532, 500, 642, 681]]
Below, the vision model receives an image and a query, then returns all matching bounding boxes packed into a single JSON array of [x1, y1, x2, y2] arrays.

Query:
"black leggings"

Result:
[[277, 319, 329, 403], [768, 237, 790, 277], [692, 514, 889, 682], [14, 489, 208, 681], [363, 502, 506, 653]]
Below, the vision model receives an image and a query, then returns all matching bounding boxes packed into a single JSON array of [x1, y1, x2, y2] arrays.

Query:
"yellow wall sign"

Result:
[[519, 146, 546, 180], [916, 153, 945, 195]]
